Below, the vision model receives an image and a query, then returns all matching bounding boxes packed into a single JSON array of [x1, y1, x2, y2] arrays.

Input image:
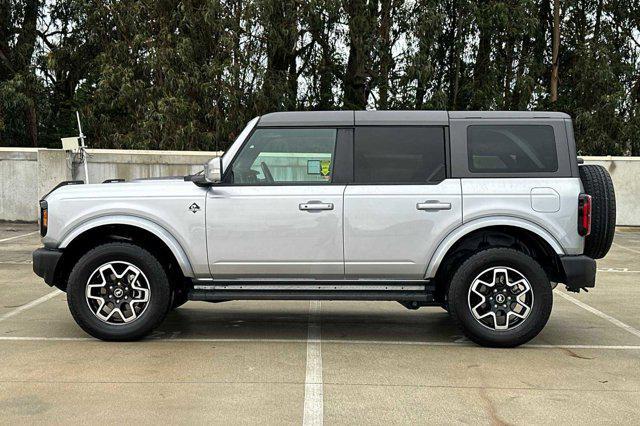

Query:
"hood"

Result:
[[43, 177, 199, 202]]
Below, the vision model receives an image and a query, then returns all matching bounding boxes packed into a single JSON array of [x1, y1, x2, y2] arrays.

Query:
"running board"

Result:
[[188, 280, 436, 302]]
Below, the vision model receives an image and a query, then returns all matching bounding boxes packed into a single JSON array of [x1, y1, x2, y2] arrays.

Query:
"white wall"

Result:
[[582, 156, 640, 227], [0, 148, 637, 225]]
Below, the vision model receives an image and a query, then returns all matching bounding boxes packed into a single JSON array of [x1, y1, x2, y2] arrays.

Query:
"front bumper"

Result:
[[32, 248, 63, 286], [560, 255, 596, 292]]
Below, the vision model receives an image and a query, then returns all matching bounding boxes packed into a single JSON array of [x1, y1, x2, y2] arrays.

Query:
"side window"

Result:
[[228, 128, 336, 184], [467, 125, 558, 173], [354, 127, 446, 184]]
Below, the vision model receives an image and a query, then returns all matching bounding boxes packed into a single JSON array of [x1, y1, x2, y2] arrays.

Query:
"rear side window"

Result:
[[467, 125, 558, 173], [354, 127, 446, 184]]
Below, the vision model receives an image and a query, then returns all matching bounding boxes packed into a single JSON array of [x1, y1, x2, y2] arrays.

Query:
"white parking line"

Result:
[[0, 231, 38, 243], [555, 290, 640, 340], [1, 335, 640, 351], [0, 290, 62, 323], [612, 242, 640, 255], [303, 301, 323, 426], [597, 268, 640, 274]]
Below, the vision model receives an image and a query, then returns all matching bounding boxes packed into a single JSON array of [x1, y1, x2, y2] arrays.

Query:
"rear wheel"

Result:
[[66, 242, 172, 341], [448, 248, 552, 347]]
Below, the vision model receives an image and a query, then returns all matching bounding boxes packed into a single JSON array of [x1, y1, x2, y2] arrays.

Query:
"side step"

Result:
[[188, 280, 437, 302]]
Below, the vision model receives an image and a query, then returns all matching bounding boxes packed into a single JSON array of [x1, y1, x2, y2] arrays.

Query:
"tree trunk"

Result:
[[14, 0, 40, 147], [264, 0, 298, 111], [378, 0, 392, 109], [512, 0, 550, 109], [231, 0, 242, 94], [318, 39, 334, 109], [470, 1, 491, 110], [414, 33, 428, 109], [593, 0, 603, 47], [502, 36, 515, 108], [343, 0, 372, 109], [447, 1, 462, 110], [550, 0, 560, 104], [304, 1, 336, 109], [510, 36, 528, 109], [25, 102, 38, 147]]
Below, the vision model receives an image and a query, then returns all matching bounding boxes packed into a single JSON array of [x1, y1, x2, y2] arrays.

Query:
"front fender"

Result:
[[59, 215, 195, 277], [424, 216, 565, 279]]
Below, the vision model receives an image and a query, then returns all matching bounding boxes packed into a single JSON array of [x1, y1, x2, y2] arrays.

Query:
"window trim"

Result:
[[221, 126, 344, 187], [350, 125, 448, 186]]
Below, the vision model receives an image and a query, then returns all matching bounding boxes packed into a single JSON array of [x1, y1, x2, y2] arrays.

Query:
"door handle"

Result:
[[299, 202, 334, 211], [417, 201, 451, 211]]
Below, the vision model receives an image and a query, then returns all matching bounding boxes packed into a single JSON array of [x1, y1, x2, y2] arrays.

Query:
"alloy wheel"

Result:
[[467, 266, 534, 331], [85, 261, 151, 325]]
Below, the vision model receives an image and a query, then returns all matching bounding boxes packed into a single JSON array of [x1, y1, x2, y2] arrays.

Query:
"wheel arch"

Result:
[[54, 216, 194, 290], [426, 217, 565, 282]]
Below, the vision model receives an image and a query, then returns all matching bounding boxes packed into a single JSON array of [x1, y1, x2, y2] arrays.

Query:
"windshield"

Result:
[[221, 116, 260, 169]]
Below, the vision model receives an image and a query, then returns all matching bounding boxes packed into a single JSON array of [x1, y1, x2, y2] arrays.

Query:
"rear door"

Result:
[[344, 126, 462, 279]]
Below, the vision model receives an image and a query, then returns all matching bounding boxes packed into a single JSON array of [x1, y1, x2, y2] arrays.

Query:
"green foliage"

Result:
[[0, 0, 639, 155]]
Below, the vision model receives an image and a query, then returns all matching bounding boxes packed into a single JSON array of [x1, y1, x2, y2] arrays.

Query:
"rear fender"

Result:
[[425, 216, 565, 279]]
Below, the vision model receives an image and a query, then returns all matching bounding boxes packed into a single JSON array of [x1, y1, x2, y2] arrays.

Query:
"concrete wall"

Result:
[[74, 149, 222, 184], [0, 148, 39, 221], [0, 148, 638, 225], [582, 156, 639, 227], [0, 148, 221, 222]]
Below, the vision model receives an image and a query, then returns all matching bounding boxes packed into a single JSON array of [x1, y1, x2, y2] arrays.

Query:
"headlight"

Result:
[[39, 200, 48, 237]]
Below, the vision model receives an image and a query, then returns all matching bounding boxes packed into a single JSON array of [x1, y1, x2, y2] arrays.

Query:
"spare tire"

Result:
[[579, 164, 616, 259]]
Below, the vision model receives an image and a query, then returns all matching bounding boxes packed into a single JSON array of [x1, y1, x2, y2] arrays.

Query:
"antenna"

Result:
[[76, 111, 90, 184]]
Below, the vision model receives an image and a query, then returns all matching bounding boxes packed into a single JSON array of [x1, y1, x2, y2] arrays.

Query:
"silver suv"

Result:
[[33, 111, 616, 347]]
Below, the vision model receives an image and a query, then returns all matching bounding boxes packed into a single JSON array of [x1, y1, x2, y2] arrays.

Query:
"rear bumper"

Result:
[[560, 255, 596, 292], [32, 248, 63, 286]]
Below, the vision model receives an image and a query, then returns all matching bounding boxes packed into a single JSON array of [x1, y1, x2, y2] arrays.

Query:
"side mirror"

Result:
[[204, 157, 223, 183]]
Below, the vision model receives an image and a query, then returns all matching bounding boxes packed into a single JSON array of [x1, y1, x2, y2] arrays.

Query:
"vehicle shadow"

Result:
[[158, 302, 461, 343]]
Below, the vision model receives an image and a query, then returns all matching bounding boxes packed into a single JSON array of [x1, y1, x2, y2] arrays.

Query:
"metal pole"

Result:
[[76, 111, 90, 184]]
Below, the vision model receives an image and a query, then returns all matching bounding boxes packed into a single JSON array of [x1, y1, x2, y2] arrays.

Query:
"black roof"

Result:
[[256, 110, 570, 127]]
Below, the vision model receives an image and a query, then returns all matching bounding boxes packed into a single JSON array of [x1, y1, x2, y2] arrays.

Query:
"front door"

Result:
[[344, 126, 463, 279], [207, 127, 346, 279]]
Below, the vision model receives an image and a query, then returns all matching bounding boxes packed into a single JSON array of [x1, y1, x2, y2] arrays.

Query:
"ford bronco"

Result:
[[33, 111, 616, 347]]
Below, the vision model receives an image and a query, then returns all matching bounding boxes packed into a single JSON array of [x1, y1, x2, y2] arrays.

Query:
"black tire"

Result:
[[579, 164, 616, 259], [448, 248, 552, 348], [66, 242, 172, 341]]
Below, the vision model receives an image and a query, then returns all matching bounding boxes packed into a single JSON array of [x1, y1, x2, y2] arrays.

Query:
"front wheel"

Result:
[[66, 242, 172, 341], [448, 248, 552, 347]]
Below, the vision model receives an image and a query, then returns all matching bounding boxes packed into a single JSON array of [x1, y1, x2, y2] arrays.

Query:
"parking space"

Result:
[[1, 223, 640, 424]]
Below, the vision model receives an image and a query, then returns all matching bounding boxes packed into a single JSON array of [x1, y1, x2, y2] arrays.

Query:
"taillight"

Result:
[[39, 200, 48, 237], [578, 194, 592, 236]]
